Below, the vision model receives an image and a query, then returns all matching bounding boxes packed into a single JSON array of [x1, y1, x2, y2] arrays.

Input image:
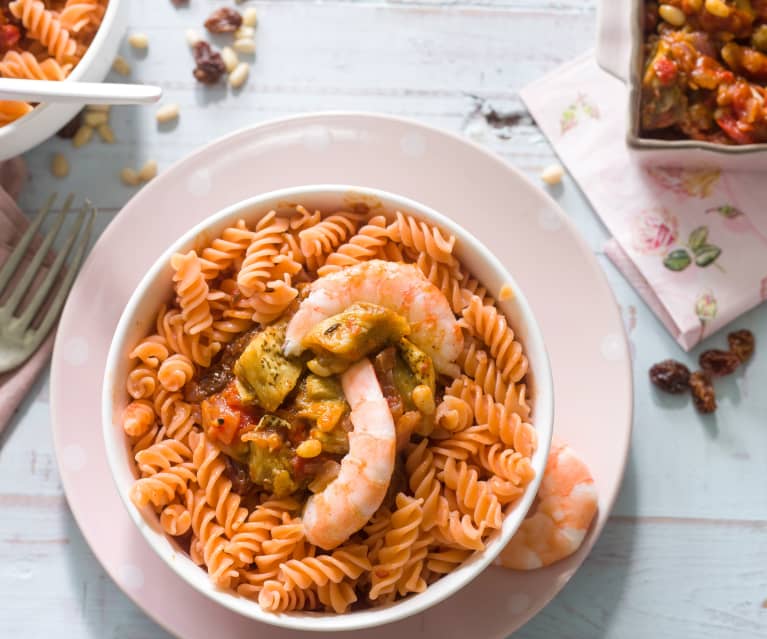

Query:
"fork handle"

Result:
[[0, 79, 162, 105]]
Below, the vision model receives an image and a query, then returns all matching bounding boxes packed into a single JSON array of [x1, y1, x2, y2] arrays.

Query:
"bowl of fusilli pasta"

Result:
[[102, 185, 554, 631], [0, 0, 127, 159]]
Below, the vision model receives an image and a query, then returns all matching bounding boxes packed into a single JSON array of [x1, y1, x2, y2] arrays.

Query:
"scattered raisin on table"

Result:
[[192, 41, 226, 84], [728, 329, 755, 363], [690, 371, 716, 414], [56, 111, 83, 139], [649, 359, 691, 393], [204, 7, 242, 33], [699, 349, 740, 377]]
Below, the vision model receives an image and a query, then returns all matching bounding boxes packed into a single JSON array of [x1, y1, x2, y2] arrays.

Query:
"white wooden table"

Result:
[[2, 1, 766, 637]]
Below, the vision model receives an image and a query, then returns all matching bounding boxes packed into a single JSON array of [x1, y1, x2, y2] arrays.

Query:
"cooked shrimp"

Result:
[[302, 357, 396, 550], [496, 439, 598, 570], [284, 260, 463, 376]]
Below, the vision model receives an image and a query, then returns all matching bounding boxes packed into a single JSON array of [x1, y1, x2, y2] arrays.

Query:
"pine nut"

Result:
[[243, 7, 258, 27], [540, 163, 564, 185], [138, 159, 158, 182], [234, 25, 255, 40], [705, 0, 731, 17], [121, 167, 140, 186], [128, 32, 149, 49], [112, 55, 131, 76], [156, 103, 180, 123], [412, 385, 436, 416], [72, 125, 93, 148], [86, 104, 110, 113], [97, 123, 115, 143], [233, 38, 256, 54], [228, 62, 249, 88], [659, 4, 686, 26], [185, 28, 202, 46], [83, 111, 108, 127], [499, 284, 514, 302], [296, 439, 322, 458], [51, 153, 69, 178], [221, 46, 238, 72]]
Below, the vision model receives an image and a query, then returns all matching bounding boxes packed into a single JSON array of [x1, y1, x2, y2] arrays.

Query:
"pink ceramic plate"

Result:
[[50, 113, 632, 638]]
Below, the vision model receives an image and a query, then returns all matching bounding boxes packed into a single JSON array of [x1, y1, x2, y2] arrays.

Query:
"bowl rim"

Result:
[[624, 0, 767, 154], [0, 0, 122, 138], [101, 184, 554, 632]]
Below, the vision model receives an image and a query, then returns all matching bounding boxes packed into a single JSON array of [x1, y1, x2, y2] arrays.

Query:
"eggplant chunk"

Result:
[[234, 322, 303, 411]]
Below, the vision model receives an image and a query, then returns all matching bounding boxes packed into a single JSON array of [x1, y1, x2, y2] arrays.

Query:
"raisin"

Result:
[[192, 41, 226, 84], [690, 371, 716, 414], [727, 329, 755, 363], [204, 7, 242, 33], [649, 359, 691, 393], [699, 349, 740, 377], [56, 111, 83, 139], [224, 455, 254, 496], [0, 24, 20, 53]]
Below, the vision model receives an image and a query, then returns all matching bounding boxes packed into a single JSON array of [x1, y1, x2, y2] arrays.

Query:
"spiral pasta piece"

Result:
[[189, 489, 239, 587], [425, 547, 473, 574], [279, 544, 371, 590], [317, 580, 358, 614], [387, 211, 456, 266], [460, 295, 528, 384], [130, 462, 196, 508], [122, 399, 155, 437], [247, 276, 299, 325], [438, 457, 502, 529], [171, 251, 213, 336], [126, 364, 157, 399], [161, 496, 193, 537], [157, 306, 219, 367], [257, 580, 319, 612], [157, 354, 195, 392], [395, 530, 432, 596], [9, 0, 77, 62], [237, 212, 290, 297], [0, 101, 34, 126], [0, 51, 71, 80], [362, 506, 391, 563], [369, 494, 423, 600], [317, 216, 389, 276], [129, 335, 169, 368], [445, 376, 536, 457], [254, 520, 306, 572], [60, 0, 105, 32], [457, 342, 531, 419], [405, 439, 446, 531], [193, 434, 247, 537], [415, 253, 491, 314], [479, 443, 535, 486], [199, 219, 256, 280], [298, 212, 359, 259], [135, 438, 192, 476], [429, 424, 496, 464], [435, 508, 486, 551], [226, 499, 299, 564], [434, 395, 474, 432]]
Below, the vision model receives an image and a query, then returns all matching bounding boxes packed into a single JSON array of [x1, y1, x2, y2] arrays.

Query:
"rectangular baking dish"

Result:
[[596, 0, 767, 171]]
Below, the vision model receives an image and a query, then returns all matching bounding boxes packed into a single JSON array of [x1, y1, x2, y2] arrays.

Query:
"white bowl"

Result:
[[0, 0, 128, 161], [102, 185, 554, 632]]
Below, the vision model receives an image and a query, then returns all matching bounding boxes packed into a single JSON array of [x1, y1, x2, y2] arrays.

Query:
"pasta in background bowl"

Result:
[[102, 185, 554, 631], [0, 0, 127, 160]]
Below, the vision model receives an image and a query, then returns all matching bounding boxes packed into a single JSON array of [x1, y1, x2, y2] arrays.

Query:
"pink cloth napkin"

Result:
[[0, 158, 56, 436], [520, 54, 767, 350]]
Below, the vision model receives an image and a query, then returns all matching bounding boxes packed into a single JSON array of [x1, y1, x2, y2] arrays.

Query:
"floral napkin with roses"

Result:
[[520, 53, 767, 351]]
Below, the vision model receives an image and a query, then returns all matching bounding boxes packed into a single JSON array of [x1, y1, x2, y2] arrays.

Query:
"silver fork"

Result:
[[0, 194, 95, 374]]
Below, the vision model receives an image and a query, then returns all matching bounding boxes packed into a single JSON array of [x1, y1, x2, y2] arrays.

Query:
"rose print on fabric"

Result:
[[662, 225, 723, 272], [695, 289, 718, 342], [631, 207, 679, 255], [705, 204, 767, 245], [560, 94, 600, 134], [645, 166, 721, 199]]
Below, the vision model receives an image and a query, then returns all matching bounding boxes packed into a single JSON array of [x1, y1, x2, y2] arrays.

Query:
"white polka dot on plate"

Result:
[[399, 132, 426, 157], [302, 126, 331, 152], [537, 206, 562, 231], [186, 168, 212, 197], [61, 444, 87, 472], [601, 333, 626, 361], [62, 336, 88, 366], [116, 564, 144, 591], [507, 592, 532, 616]]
